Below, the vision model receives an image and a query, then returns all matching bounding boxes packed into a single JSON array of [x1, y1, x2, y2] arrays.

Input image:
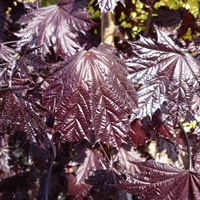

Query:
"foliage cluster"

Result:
[[0, 0, 200, 199]]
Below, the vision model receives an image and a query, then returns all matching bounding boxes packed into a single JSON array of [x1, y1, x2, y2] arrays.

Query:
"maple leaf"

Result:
[[152, 109, 174, 140], [0, 90, 49, 141], [10, 52, 48, 91], [113, 145, 145, 173], [127, 27, 200, 125], [118, 160, 200, 200], [97, 0, 125, 13], [42, 45, 137, 148], [128, 119, 147, 147], [0, 43, 16, 63], [16, 0, 95, 58], [69, 148, 103, 182]]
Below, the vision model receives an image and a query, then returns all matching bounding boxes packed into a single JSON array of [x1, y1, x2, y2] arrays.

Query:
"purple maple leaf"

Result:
[[118, 160, 200, 200], [16, 0, 95, 58], [127, 27, 200, 125], [42, 45, 138, 148]]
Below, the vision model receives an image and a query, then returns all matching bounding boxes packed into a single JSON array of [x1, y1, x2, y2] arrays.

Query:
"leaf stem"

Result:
[[98, 142, 110, 165], [143, 8, 152, 37], [178, 122, 192, 171], [45, 140, 56, 200]]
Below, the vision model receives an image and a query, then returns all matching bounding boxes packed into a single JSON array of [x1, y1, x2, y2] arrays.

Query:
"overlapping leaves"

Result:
[[0, 90, 49, 140], [118, 160, 200, 200], [42, 45, 137, 148], [127, 28, 200, 125], [16, 0, 95, 58]]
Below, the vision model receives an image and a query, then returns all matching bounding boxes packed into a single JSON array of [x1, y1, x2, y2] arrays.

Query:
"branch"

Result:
[[101, 11, 115, 45], [143, 8, 152, 37]]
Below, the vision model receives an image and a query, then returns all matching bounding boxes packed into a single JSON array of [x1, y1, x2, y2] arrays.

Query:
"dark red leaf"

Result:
[[0, 135, 10, 178], [139, 0, 158, 8], [127, 27, 200, 125], [193, 152, 200, 173], [0, 43, 16, 62], [69, 148, 103, 182], [157, 137, 178, 162], [128, 119, 147, 147], [118, 160, 200, 200], [0, 90, 49, 141], [97, 0, 125, 13], [0, 4, 7, 42], [87, 169, 127, 200], [152, 110, 174, 140], [113, 145, 145, 173], [66, 174, 90, 199], [42, 45, 137, 148], [16, 0, 95, 58]]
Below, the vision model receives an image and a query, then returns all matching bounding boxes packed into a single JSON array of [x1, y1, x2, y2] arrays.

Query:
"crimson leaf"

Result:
[[42, 45, 137, 148], [118, 160, 200, 200], [16, 0, 95, 58], [128, 119, 147, 147], [127, 27, 200, 125]]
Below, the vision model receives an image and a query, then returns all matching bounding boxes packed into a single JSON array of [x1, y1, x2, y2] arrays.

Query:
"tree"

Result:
[[0, 0, 200, 199]]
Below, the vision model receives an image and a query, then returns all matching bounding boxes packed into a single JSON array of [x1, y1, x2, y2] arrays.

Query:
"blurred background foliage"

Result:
[[4, 0, 200, 44]]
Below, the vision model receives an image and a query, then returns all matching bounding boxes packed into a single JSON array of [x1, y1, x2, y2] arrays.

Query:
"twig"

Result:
[[143, 8, 152, 37], [178, 122, 192, 171]]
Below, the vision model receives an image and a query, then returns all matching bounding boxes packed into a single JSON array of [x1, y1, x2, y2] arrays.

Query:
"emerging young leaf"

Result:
[[97, 0, 125, 13], [127, 28, 200, 125], [118, 160, 200, 200], [42, 45, 137, 148], [16, 0, 95, 58]]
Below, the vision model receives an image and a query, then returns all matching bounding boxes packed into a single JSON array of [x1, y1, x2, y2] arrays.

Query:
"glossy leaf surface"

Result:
[[0, 90, 49, 140], [97, 0, 125, 13], [127, 28, 200, 125], [118, 160, 200, 200], [16, 0, 95, 57], [42, 45, 137, 148]]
